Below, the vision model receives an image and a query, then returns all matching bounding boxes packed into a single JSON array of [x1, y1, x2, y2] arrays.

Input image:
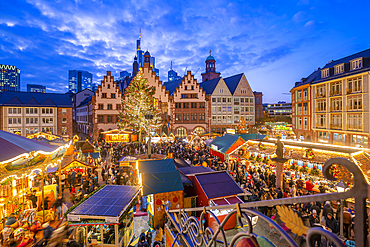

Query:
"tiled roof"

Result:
[[292, 48, 370, 88], [0, 91, 73, 107], [163, 79, 182, 96], [199, 77, 221, 95], [223, 73, 244, 94], [77, 96, 92, 108]]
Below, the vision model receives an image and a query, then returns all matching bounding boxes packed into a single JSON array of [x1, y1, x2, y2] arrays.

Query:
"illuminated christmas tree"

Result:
[[118, 70, 162, 142]]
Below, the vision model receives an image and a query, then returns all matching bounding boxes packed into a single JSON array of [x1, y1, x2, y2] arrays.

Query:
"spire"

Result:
[[137, 29, 141, 51], [209, 50, 211, 56], [170, 61, 173, 70]]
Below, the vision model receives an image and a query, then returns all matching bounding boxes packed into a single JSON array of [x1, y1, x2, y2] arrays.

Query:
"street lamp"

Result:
[[336, 179, 348, 238], [209, 117, 212, 139], [145, 114, 153, 158]]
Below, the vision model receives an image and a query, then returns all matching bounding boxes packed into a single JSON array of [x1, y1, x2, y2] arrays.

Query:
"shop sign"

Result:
[[105, 217, 119, 223], [211, 144, 218, 151], [68, 215, 80, 221], [226, 129, 235, 134]]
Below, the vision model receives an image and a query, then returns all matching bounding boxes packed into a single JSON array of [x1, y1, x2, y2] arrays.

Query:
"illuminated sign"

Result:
[[105, 134, 129, 142], [226, 129, 235, 134]]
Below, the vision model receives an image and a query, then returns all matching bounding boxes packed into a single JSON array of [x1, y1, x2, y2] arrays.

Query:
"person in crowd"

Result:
[[323, 201, 334, 220], [309, 209, 320, 227], [326, 213, 339, 234], [51, 196, 63, 220]]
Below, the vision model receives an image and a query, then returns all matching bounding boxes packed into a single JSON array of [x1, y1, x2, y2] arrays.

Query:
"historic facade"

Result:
[[0, 91, 73, 138], [170, 71, 208, 137], [92, 71, 123, 140], [291, 48, 370, 147]]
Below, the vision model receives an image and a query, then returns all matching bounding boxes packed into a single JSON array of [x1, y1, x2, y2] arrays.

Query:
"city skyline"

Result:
[[0, 0, 369, 102]]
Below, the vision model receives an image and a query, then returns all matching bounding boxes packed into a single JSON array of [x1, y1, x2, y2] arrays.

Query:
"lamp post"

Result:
[[209, 117, 212, 140], [145, 114, 153, 159], [336, 179, 348, 239]]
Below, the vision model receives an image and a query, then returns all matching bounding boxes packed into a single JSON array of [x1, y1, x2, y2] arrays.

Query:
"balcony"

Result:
[[330, 90, 342, 96], [316, 108, 326, 113], [330, 107, 342, 112], [347, 107, 362, 111], [347, 88, 362, 94], [348, 126, 362, 131], [330, 124, 342, 129], [316, 92, 326, 98], [316, 124, 326, 128]]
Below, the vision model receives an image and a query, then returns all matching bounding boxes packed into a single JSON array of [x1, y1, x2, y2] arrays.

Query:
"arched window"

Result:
[[176, 127, 187, 138], [193, 127, 205, 135], [107, 84, 110, 89]]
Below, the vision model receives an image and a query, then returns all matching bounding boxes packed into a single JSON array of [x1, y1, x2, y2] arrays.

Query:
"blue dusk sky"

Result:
[[0, 0, 369, 102]]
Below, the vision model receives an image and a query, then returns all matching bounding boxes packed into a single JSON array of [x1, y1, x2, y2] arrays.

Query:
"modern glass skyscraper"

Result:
[[27, 84, 46, 93], [68, 70, 92, 93], [0, 64, 20, 91]]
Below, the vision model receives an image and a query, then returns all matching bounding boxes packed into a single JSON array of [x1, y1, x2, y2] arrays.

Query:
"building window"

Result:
[[298, 117, 302, 129], [26, 108, 29, 114], [318, 131, 329, 139], [347, 96, 362, 111], [212, 116, 216, 123], [62, 127, 67, 135], [199, 113, 205, 121], [330, 114, 342, 129], [183, 103, 189, 108], [212, 98, 216, 102], [193, 127, 205, 135], [217, 97, 221, 102], [303, 103, 308, 114], [222, 106, 227, 112], [335, 64, 344, 74], [234, 98, 239, 104], [330, 81, 342, 96], [317, 114, 326, 128], [185, 86, 188, 90], [62, 109, 67, 114], [351, 58, 363, 70], [227, 98, 231, 103], [191, 103, 197, 108], [234, 107, 239, 114], [234, 116, 239, 124], [316, 100, 326, 112], [175, 103, 181, 108], [107, 104, 113, 110], [102, 93, 107, 98], [316, 85, 326, 98], [98, 104, 104, 110], [98, 115, 104, 123], [227, 116, 232, 123], [303, 89, 308, 100], [62, 118, 67, 123], [347, 114, 362, 131], [111, 93, 116, 98], [107, 115, 113, 123], [176, 127, 187, 138], [321, 69, 329, 78], [351, 135, 368, 145], [256, 98, 260, 104], [250, 98, 253, 103], [303, 117, 308, 130], [298, 90, 302, 100], [240, 98, 244, 103], [334, 133, 345, 142], [175, 114, 181, 121], [199, 102, 205, 108], [191, 113, 197, 121], [347, 77, 362, 94], [116, 104, 121, 110], [330, 98, 342, 111], [181, 94, 189, 99], [222, 98, 226, 102], [183, 113, 189, 121], [250, 106, 254, 113], [217, 116, 222, 123]]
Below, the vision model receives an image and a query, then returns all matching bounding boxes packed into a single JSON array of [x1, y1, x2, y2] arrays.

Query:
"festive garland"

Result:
[[1, 178, 12, 185], [299, 165, 308, 173], [310, 166, 320, 176]]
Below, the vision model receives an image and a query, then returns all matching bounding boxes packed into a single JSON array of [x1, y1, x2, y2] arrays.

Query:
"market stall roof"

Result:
[[179, 166, 213, 176], [0, 130, 58, 163], [194, 171, 244, 199], [238, 134, 267, 141], [75, 140, 95, 152], [118, 156, 138, 162], [142, 170, 184, 195], [69, 185, 140, 217], [209, 134, 245, 154], [173, 158, 191, 168], [180, 173, 193, 186], [138, 159, 184, 196], [138, 159, 177, 173]]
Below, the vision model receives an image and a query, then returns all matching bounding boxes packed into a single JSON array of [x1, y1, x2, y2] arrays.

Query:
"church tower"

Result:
[[201, 50, 221, 82], [132, 56, 138, 77]]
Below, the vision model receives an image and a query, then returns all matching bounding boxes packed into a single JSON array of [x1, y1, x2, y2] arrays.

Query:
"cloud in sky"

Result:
[[0, 0, 369, 102]]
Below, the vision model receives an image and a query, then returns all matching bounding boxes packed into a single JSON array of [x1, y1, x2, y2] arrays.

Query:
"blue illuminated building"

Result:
[[27, 84, 46, 93], [0, 64, 20, 91], [68, 70, 92, 93]]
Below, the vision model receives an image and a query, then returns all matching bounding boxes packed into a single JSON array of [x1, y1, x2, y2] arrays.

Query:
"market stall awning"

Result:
[[180, 173, 193, 186], [195, 171, 244, 199], [0, 130, 58, 163], [69, 185, 140, 217], [173, 158, 191, 168], [238, 134, 267, 141], [209, 134, 245, 154], [118, 156, 138, 162], [138, 159, 177, 173], [75, 140, 95, 153], [142, 170, 184, 196]]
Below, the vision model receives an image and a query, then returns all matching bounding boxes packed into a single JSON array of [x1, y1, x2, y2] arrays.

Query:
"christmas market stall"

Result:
[[0, 130, 71, 220], [137, 159, 184, 228], [209, 134, 246, 162], [183, 170, 253, 231], [67, 185, 140, 247], [101, 129, 137, 143]]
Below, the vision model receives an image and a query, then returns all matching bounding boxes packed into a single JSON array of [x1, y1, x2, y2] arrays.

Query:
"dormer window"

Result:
[[321, 69, 329, 78], [351, 58, 363, 70], [334, 64, 344, 75]]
